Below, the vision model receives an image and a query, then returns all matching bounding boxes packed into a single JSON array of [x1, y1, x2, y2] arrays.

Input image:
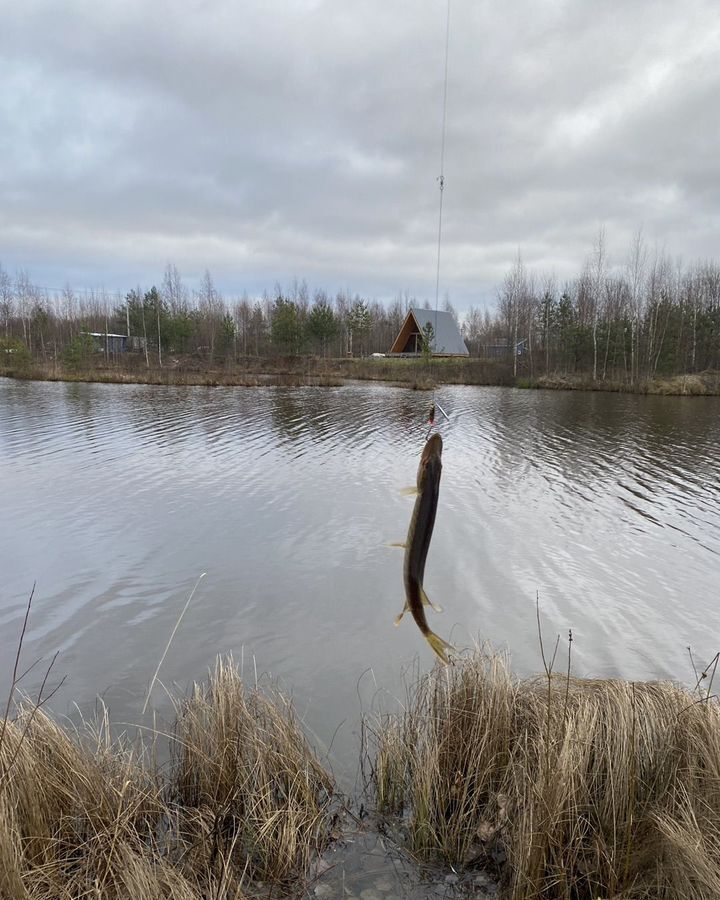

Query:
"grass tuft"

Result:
[[171, 657, 335, 885], [365, 647, 720, 899], [0, 656, 334, 898]]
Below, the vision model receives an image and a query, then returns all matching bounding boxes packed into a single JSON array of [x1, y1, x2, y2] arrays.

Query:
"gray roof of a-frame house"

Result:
[[408, 307, 469, 356]]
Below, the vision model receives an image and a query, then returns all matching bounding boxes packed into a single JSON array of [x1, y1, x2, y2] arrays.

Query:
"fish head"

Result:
[[417, 432, 443, 488]]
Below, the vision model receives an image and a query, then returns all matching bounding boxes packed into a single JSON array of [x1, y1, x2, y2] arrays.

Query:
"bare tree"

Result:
[[462, 305, 484, 356], [626, 227, 647, 382], [498, 253, 530, 377], [162, 263, 188, 315], [541, 272, 557, 374], [15, 270, 32, 344], [234, 293, 252, 357], [196, 269, 223, 360], [0, 263, 13, 337], [590, 227, 607, 382]]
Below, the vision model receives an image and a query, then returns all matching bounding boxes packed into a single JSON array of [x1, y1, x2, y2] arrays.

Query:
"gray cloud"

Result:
[[1, 0, 718, 310]]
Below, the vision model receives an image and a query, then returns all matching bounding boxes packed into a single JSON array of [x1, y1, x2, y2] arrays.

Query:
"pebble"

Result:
[[444, 873, 459, 885], [314, 885, 334, 898], [374, 878, 394, 892], [474, 873, 490, 886]]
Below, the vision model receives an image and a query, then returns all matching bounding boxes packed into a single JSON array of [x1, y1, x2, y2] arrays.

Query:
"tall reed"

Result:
[[0, 656, 334, 898], [366, 648, 720, 899], [171, 657, 334, 885]]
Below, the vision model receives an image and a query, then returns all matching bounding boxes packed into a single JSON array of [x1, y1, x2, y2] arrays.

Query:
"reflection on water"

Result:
[[2, 378, 720, 782]]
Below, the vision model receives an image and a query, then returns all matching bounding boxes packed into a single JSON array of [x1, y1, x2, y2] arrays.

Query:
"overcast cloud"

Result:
[[1, 0, 719, 310]]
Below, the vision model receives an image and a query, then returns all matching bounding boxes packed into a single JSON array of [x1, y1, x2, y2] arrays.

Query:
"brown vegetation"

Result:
[[3, 637, 720, 899], [365, 647, 720, 899], [526, 370, 720, 396], [5, 355, 720, 396], [0, 658, 334, 899], [171, 658, 334, 886], [0, 353, 513, 389]]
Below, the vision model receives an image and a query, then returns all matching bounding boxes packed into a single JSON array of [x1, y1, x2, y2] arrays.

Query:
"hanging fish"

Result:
[[394, 433, 453, 664]]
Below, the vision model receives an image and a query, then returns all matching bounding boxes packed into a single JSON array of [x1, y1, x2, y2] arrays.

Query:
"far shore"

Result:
[[2, 355, 719, 396]]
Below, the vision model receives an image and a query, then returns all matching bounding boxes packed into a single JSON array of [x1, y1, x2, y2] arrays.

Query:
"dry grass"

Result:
[[531, 371, 720, 396], [0, 363, 344, 388], [0, 354, 514, 389], [0, 657, 334, 898], [650, 373, 713, 395], [171, 658, 334, 885], [365, 647, 720, 899], [6, 357, 720, 395], [0, 705, 190, 899]]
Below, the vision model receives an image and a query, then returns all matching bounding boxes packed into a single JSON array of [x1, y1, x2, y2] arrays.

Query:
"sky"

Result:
[[1, 0, 719, 312]]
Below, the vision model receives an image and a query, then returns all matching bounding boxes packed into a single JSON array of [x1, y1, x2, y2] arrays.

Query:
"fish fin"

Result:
[[386, 542, 407, 549], [400, 486, 419, 497], [394, 602, 409, 626], [425, 631, 454, 665], [419, 586, 443, 613]]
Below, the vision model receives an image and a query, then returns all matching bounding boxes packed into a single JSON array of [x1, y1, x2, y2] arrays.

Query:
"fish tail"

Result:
[[424, 630, 454, 665]]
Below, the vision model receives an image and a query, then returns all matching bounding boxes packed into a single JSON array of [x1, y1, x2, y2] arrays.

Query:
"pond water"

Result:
[[2, 378, 719, 792]]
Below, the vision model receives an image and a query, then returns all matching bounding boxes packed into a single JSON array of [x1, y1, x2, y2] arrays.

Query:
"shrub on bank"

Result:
[[0, 337, 32, 372], [61, 333, 95, 369]]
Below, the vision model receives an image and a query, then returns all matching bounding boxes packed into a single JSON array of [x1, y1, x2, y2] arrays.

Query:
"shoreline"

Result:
[[2, 359, 719, 396], [4, 648, 719, 898]]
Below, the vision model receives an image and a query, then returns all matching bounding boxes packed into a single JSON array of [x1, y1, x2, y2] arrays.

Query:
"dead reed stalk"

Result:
[[170, 657, 335, 885], [365, 647, 720, 899], [0, 656, 334, 899]]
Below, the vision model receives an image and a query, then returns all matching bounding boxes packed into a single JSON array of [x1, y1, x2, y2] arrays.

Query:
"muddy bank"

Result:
[[3, 355, 719, 395], [0, 354, 512, 389]]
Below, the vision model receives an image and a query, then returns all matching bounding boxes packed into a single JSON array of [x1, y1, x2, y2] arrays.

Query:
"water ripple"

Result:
[[2, 378, 720, 770]]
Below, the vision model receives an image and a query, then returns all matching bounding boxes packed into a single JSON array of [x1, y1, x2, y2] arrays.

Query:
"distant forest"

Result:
[[2, 231, 720, 380]]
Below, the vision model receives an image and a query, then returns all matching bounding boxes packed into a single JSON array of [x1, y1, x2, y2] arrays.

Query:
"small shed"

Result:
[[82, 332, 128, 354], [388, 307, 468, 357], [126, 336, 147, 352]]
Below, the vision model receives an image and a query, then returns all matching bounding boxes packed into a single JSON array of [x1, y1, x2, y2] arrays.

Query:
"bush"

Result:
[[62, 333, 95, 369], [0, 337, 32, 370]]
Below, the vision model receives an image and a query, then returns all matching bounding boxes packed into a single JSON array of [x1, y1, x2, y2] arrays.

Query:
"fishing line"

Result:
[[434, 0, 451, 321], [427, 0, 451, 438]]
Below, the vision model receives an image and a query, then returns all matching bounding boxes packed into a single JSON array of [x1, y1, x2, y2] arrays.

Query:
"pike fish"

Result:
[[394, 432, 453, 663]]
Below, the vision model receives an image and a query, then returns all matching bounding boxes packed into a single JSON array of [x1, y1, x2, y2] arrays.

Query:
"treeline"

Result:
[[0, 264, 435, 364], [465, 232, 720, 380], [2, 231, 720, 381]]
